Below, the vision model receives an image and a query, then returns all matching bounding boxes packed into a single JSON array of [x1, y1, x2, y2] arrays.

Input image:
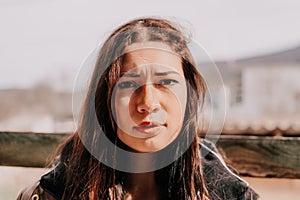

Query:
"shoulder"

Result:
[[16, 181, 56, 200], [17, 163, 65, 200], [200, 139, 259, 200]]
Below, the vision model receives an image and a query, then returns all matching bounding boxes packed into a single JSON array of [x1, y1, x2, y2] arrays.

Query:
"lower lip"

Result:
[[134, 126, 163, 135]]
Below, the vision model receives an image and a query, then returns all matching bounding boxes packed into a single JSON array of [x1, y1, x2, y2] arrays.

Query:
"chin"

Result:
[[135, 139, 171, 153]]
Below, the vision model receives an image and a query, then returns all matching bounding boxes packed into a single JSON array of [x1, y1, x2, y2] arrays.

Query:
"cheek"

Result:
[[114, 94, 131, 122], [163, 91, 186, 125], [167, 84, 187, 118]]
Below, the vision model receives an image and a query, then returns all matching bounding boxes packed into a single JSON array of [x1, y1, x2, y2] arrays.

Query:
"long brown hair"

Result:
[[58, 17, 210, 200]]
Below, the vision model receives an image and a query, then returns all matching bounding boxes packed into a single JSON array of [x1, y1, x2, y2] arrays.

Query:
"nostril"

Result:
[[137, 104, 161, 114], [140, 108, 147, 113], [150, 104, 161, 113], [137, 104, 149, 113]]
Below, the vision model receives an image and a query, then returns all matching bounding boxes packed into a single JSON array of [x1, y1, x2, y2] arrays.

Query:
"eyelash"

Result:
[[117, 81, 137, 89], [117, 79, 179, 89], [158, 79, 178, 86]]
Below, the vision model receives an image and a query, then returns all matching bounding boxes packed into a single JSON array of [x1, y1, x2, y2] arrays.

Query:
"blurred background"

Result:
[[1, 0, 300, 199]]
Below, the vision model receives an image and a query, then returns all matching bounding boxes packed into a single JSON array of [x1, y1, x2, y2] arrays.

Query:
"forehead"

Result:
[[122, 43, 183, 75]]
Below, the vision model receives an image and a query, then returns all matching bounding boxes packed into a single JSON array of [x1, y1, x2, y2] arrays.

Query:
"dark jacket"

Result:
[[17, 140, 259, 200]]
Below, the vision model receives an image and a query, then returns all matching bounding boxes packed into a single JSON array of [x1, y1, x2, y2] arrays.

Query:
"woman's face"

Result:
[[113, 43, 187, 152]]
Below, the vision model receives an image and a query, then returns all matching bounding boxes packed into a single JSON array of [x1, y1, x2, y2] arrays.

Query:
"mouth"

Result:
[[133, 121, 166, 135]]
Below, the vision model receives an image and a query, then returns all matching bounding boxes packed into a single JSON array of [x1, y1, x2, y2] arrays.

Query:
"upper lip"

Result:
[[136, 121, 165, 128]]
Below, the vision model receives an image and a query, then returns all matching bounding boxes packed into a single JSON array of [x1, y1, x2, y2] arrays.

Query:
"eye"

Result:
[[158, 79, 179, 86], [117, 81, 137, 89]]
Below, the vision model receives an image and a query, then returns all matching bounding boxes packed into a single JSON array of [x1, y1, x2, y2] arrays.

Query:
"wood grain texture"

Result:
[[215, 135, 300, 178], [0, 132, 69, 167], [1, 132, 300, 178]]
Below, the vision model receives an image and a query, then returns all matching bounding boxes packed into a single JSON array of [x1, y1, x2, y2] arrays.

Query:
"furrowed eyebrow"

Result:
[[120, 72, 140, 77], [120, 71, 180, 77], [154, 71, 180, 76]]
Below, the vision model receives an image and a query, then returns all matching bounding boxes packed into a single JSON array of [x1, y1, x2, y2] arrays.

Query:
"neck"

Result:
[[124, 171, 163, 199], [125, 171, 156, 190]]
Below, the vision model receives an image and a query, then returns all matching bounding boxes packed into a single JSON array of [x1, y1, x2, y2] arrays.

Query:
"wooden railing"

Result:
[[0, 131, 300, 179]]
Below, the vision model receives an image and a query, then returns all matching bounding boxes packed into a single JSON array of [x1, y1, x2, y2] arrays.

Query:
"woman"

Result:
[[17, 17, 259, 200]]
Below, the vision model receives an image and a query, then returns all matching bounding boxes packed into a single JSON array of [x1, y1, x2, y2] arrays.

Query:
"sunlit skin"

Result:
[[114, 43, 187, 152]]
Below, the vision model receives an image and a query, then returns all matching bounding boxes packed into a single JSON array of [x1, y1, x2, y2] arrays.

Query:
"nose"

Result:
[[136, 84, 161, 114]]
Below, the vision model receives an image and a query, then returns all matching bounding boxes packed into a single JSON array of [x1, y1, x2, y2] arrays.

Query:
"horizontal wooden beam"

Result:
[[0, 132, 299, 178], [214, 135, 300, 179], [0, 131, 68, 167]]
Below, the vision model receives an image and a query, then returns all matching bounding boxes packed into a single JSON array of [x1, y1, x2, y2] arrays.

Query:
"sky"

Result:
[[1, 0, 300, 91]]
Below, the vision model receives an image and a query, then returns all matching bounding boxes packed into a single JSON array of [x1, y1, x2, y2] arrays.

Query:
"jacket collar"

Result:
[[40, 162, 65, 200], [39, 140, 257, 200]]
